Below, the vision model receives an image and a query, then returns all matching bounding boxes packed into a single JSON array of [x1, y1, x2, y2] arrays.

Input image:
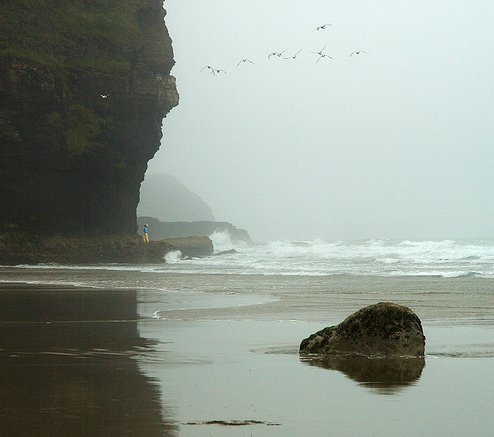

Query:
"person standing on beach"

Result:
[[143, 223, 149, 243]]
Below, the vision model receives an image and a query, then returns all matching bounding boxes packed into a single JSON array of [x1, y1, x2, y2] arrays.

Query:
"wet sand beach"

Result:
[[1, 273, 494, 436], [0, 284, 177, 436]]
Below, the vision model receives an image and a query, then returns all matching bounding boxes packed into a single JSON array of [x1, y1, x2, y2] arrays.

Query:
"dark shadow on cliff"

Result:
[[300, 355, 425, 395], [0, 284, 178, 436]]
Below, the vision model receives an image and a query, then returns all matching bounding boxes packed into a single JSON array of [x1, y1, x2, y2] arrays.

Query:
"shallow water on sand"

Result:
[[141, 319, 494, 436], [1, 269, 494, 436]]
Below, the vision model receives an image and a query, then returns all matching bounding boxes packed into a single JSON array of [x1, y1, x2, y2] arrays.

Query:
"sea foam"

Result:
[[4, 238, 494, 279]]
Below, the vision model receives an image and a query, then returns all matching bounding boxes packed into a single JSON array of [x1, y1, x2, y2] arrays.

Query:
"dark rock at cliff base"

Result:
[[0, 234, 214, 265], [0, 235, 175, 265], [0, 1, 178, 236], [300, 302, 425, 358]]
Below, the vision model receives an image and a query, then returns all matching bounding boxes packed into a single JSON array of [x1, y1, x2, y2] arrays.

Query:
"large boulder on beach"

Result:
[[300, 302, 425, 358]]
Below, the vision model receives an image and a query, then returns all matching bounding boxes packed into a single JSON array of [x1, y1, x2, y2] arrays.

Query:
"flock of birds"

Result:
[[201, 23, 367, 75]]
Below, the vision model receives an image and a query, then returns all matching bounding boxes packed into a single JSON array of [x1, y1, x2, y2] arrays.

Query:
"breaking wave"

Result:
[[3, 237, 493, 278], [156, 237, 494, 278]]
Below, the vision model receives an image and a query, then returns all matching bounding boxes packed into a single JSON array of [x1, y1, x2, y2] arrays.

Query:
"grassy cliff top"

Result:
[[0, 0, 144, 72]]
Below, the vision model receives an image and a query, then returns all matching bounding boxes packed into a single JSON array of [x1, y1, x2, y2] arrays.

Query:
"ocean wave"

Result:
[[456, 271, 481, 278], [3, 238, 493, 279], [210, 230, 250, 252], [164, 250, 182, 264]]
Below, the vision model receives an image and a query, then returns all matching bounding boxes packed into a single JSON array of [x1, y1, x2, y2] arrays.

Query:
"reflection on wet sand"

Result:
[[301, 355, 425, 395], [0, 284, 177, 436]]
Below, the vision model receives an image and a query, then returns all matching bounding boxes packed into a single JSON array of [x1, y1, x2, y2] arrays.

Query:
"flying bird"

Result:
[[316, 23, 332, 31], [268, 50, 287, 59], [312, 46, 327, 56], [201, 66, 226, 75], [284, 49, 302, 60], [100, 94, 108, 99], [350, 50, 368, 57], [236, 59, 254, 67], [201, 65, 215, 74], [316, 53, 334, 63], [311, 46, 333, 62]]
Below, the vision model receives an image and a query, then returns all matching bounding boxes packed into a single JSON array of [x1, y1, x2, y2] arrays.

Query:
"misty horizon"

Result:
[[145, 0, 494, 241]]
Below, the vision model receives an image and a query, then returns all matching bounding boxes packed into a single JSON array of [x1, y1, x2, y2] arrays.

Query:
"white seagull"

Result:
[[236, 59, 254, 67], [268, 50, 287, 59], [316, 53, 334, 63], [201, 66, 226, 75], [284, 49, 302, 60], [312, 46, 327, 56], [350, 50, 368, 57], [316, 23, 332, 31], [311, 46, 333, 62], [201, 65, 215, 74]]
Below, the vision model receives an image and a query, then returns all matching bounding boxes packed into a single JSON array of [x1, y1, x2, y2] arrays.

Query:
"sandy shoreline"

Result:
[[1, 280, 494, 435]]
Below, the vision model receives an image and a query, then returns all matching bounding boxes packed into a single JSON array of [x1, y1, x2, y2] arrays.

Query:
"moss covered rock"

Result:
[[300, 302, 425, 358]]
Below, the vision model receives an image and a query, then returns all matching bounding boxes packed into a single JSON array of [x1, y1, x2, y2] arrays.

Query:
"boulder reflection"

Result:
[[302, 355, 425, 394], [0, 284, 177, 436]]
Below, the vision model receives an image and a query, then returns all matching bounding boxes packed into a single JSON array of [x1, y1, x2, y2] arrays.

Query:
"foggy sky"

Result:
[[146, 0, 494, 241]]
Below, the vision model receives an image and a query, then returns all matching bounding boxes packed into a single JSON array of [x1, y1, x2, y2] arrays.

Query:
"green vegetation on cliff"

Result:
[[65, 104, 104, 155], [0, 0, 143, 72], [30, 104, 105, 157]]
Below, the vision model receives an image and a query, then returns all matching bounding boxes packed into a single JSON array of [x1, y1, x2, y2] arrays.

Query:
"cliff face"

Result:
[[0, 0, 179, 236]]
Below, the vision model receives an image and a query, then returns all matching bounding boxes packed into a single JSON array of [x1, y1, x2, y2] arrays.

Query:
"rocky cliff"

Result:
[[0, 1, 179, 238]]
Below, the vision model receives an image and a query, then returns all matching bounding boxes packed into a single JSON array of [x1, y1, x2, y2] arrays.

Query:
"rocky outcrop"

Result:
[[0, 1, 178, 238], [300, 302, 425, 358], [0, 234, 215, 265], [138, 217, 253, 244], [0, 235, 176, 265], [0, 234, 214, 265]]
